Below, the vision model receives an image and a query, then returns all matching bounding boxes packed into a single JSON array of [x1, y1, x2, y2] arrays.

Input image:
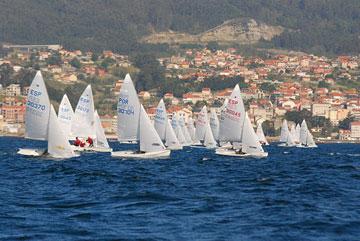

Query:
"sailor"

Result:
[[80, 140, 85, 147], [87, 136, 94, 147], [74, 137, 81, 146]]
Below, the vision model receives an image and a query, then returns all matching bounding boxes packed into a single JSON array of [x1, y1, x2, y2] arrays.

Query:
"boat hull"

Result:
[[72, 146, 113, 153], [215, 148, 268, 158], [166, 145, 183, 150], [17, 148, 47, 157], [111, 149, 171, 159]]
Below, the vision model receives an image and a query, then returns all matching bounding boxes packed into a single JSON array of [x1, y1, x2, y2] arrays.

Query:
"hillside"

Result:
[[0, 0, 360, 55], [141, 18, 284, 45]]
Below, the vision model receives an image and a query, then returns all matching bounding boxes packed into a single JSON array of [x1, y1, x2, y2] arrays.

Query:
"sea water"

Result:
[[0, 137, 359, 240]]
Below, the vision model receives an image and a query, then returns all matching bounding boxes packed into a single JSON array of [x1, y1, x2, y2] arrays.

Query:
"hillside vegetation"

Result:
[[0, 0, 359, 55]]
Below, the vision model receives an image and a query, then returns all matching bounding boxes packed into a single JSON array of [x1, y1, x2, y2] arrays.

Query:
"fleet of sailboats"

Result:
[[17, 71, 319, 160], [279, 119, 317, 148]]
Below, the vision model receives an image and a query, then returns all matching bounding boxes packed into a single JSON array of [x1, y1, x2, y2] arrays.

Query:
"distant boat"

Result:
[[171, 113, 188, 146], [209, 109, 219, 141], [289, 124, 298, 143], [256, 122, 269, 145], [178, 114, 193, 145], [112, 105, 170, 159], [187, 117, 201, 145], [216, 84, 267, 158], [279, 119, 289, 143], [154, 99, 182, 150], [299, 120, 317, 148], [194, 106, 217, 148], [111, 74, 170, 158]]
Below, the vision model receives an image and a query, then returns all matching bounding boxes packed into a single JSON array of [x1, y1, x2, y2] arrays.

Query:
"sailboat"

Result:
[[18, 71, 50, 156], [187, 117, 201, 145], [210, 109, 220, 141], [216, 84, 268, 158], [194, 106, 217, 148], [171, 113, 188, 146], [154, 99, 182, 150], [47, 105, 77, 158], [179, 114, 193, 145], [298, 120, 317, 148], [18, 71, 77, 159], [85, 110, 112, 152], [111, 74, 170, 158], [279, 119, 289, 143], [71, 85, 96, 140], [295, 124, 301, 143], [58, 94, 74, 138], [256, 122, 269, 145], [112, 105, 170, 158], [289, 124, 299, 144], [116, 74, 140, 144]]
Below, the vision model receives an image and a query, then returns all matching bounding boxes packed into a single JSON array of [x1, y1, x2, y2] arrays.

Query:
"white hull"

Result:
[[72, 146, 113, 153], [17, 148, 47, 157], [297, 144, 317, 148], [166, 145, 183, 150], [278, 143, 296, 147], [111, 149, 171, 159], [215, 148, 268, 158]]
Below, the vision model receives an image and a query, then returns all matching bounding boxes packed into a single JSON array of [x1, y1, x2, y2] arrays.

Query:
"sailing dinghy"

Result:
[[298, 120, 317, 148], [58, 94, 74, 138], [154, 99, 182, 150], [112, 105, 170, 159], [216, 84, 268, 158], [256, 122, 269, 145], [18, 71, 50, 156]]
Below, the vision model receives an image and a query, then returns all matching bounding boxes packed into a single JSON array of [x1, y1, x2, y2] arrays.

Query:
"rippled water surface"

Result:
[[0, 137, 360, 240]]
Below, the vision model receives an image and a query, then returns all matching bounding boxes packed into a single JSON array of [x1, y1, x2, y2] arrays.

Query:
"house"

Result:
[[350, 121, 360, 140], [5, 84, 21, 96]]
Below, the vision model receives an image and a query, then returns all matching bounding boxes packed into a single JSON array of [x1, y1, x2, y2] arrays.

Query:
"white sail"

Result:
[[286, 129, 296, 146], [195, 106, 208, 141], [179, 115, 192, 144], [48, 105, 76, 158], [117, 74, 141, 142], [154, 99, 167, 141], [220, 98, 229, 112], [299, 120, 308, 145], [295, 124, 301, 142], [242, 113, 264, 154], [94, 110, 110, 149], [306, 132, 317, 147], [219, 85, 245, 143], [139, 105, 166, 153], [210, 109, 220, 141], [256, 123, 269, 145], [58, 94, 74, 138], [279, 120, 289, 142], [165, 119, 181, 148], [25, 71, 51, 140], [204, 122, 217, 148], [71, 85, 95, 138], [290, 124, 298, 143], [187, 117, 199, 143]]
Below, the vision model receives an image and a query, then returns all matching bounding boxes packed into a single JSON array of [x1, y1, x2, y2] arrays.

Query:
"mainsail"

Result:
[[117, 74, 141, 142], [58, 94, 74, 138], [71, 85, 95, 138], [25, 71, 51, 140]]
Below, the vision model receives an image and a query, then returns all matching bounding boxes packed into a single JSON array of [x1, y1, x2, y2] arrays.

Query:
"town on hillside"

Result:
[[1, 44, 360, 141]]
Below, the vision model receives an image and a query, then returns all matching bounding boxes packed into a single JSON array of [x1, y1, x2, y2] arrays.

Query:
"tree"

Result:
[[262, 120, 276, 136], [91, 53, 99, 62], [69, 57, 82, 69], [338, 115, 355, 130], [260, 82, 277, 92], [285, 109, 312, 125], [46, 52, 62, 65], [100, 57, 116, 70], [318, 80, 330, 89], [131, 53, 165, 91], [206, 41, 219, 52]]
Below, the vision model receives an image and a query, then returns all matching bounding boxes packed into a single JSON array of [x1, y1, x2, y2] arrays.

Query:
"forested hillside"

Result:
[[0, 0, 359, 54]]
